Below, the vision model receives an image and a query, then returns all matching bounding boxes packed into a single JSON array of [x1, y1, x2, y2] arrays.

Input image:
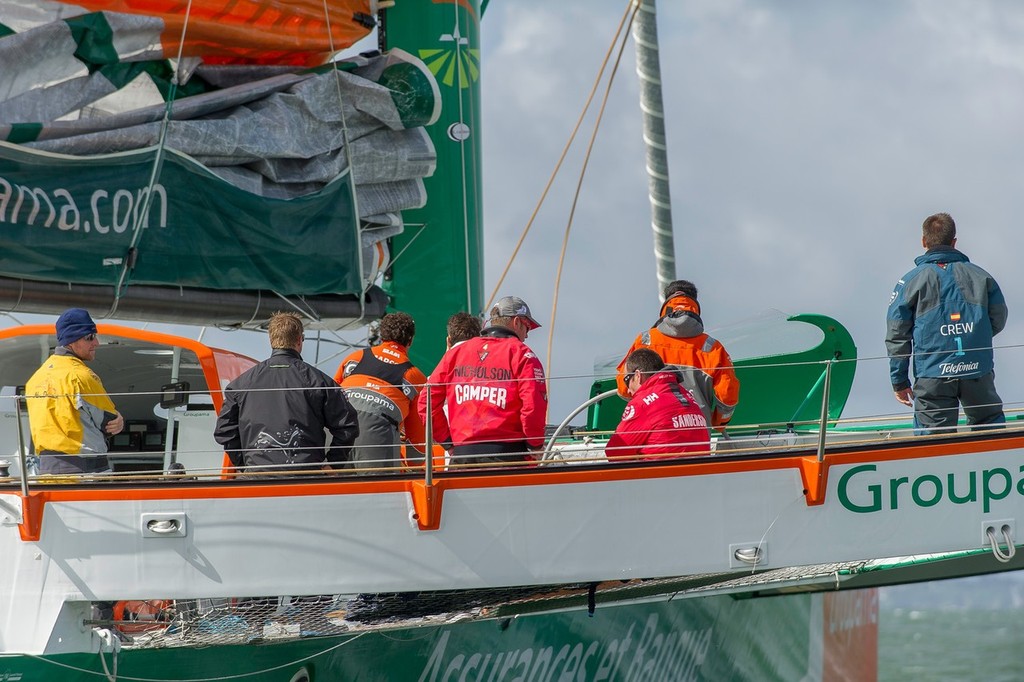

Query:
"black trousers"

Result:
[[450, 441, 531, 466]]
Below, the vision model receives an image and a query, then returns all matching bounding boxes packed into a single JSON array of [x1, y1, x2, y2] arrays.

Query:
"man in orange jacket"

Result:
[[616, 280, 739, 429], [336, 312, 427, 469]]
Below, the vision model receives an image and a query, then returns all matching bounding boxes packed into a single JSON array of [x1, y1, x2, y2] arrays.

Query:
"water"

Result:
[[878, 608, 1024, 681]]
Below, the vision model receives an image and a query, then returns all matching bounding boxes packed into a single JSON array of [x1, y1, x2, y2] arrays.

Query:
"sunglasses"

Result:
[[83, 333, 97, 342]]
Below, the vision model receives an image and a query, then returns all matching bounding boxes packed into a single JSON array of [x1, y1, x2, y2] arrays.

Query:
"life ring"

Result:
[[113, 599, 173, 634]]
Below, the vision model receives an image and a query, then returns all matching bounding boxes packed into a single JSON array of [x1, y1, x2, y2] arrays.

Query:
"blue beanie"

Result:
[[56, 308, 97, 347]]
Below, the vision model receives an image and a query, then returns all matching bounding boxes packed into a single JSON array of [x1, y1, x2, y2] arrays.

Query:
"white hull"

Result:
[[3, 428, 1020, 655]]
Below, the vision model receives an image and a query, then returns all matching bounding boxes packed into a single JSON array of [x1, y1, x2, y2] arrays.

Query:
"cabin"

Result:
[[0, 324, 255, 478]]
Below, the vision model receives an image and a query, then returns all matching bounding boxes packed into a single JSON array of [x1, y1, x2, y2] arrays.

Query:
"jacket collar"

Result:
[[379, 340, 409, 353], [55, 346, 86, 361], [637, 370, 678, 394], [481, 325, 519, 340], [270, 348, 302, 360], [916, 246, 969, 266]]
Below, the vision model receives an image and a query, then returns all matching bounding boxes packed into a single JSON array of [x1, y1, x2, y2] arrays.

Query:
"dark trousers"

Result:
[[450, 441, 531, 466], [349, 410, 401, 470], [38, 451, 109, 475], [914, 373, 1004, 435]]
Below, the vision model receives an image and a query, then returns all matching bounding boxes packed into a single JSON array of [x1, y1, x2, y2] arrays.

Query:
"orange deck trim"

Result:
[[18, 493, 45, 542], [799, 457, 829, 506], [409, 481, 445, 531]]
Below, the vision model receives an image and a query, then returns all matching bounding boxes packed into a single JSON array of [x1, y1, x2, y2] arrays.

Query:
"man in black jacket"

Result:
[[214, 312, 358, 474]]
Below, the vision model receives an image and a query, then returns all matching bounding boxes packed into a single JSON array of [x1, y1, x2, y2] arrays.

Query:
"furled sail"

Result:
[[0, 2, 440, 328]]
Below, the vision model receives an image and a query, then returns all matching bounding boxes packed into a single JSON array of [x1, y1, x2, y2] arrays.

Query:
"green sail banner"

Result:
[[0, 142, 361, 295]]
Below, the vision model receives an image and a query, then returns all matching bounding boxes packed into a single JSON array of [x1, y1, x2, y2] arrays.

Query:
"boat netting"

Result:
[[85, 552, 974, 651]]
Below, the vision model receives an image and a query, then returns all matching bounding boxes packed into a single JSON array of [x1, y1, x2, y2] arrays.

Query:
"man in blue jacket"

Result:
[[885, 212, 1007, 435]]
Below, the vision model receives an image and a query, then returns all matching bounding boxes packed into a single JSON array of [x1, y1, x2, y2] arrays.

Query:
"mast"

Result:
[[380, 1, 484, 371], [632, 0, 676, 291]]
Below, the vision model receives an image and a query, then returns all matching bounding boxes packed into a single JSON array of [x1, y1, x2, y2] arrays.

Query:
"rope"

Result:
[[546, 0, 640, 379], [27, 633, 367, 681], [447, 0, 476, 313], [108, 0, 195, 318], [384, 222, 429, 269], [94, 628, 120, 682], [986, 524, 1016, 563], [484, 0, 639, 311], [321, 0, 367, 328], [746, 492, 807, 575]]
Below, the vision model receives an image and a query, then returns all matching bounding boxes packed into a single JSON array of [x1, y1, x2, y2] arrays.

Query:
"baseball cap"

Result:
[[492, 295, 541, 330]]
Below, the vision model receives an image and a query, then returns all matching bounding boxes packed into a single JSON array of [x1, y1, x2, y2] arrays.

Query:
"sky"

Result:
[[4, 0, 1024, 429], [474, 0, 1024, 423]]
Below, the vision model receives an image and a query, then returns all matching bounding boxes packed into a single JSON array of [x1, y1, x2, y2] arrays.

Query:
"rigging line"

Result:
[[311, 336, 373, 370], [270, 292, 355, 348], [385, 221, 430, 267], [272, 291, 322, 323], [453, 0, 474, 313], [484, 0, 637, 311], [0, 278, 24, 315], [322, 0, 367, 327], [108, 0, 195, 318], [27, 632, 368, 681], [241, 290, 263, 328], [545, 1, 639, 377], [750, 492, 807, 576]]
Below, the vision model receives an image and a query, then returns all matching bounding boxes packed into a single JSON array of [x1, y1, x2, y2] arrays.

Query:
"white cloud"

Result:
[[481, 0, 1024, 422]]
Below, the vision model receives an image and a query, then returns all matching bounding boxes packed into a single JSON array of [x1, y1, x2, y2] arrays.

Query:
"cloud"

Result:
[[480, 0, 1024, 422]]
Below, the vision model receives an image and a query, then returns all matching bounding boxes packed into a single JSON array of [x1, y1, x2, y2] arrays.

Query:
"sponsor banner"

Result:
[[836, 460, 1024, 515], [337, 593, 824, 681], [0, 143, 360, 295]]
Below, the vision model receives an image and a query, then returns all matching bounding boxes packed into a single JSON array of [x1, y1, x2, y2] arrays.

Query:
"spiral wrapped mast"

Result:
[[632, 0, 676, 292]]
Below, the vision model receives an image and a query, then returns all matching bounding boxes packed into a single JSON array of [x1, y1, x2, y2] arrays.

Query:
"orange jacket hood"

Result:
[[656, 295, 704, 339]]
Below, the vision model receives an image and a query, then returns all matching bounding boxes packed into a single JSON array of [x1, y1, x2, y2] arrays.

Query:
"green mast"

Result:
[[380, 0, 484, 372]]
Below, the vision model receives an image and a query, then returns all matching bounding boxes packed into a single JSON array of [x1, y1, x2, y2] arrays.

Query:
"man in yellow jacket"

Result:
[[617, 280, 739, 429], [26, 308, 124, 475]]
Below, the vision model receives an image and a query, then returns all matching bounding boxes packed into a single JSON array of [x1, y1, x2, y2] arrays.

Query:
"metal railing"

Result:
[[3, 351, 1024, 492]]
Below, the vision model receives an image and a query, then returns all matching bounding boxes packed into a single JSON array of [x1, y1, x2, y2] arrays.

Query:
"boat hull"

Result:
[[0, 590, 877, 682]]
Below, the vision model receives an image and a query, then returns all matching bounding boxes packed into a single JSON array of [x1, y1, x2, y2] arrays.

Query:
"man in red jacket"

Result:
[[606, 348, 710, 460], [419, 296, 547, 466]]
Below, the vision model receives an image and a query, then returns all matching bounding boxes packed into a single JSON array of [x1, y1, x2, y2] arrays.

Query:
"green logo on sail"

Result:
[[419, 45, 481, 89]]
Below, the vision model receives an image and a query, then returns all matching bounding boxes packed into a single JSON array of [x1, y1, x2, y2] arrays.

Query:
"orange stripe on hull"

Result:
[[14, 431, 1024, 540]]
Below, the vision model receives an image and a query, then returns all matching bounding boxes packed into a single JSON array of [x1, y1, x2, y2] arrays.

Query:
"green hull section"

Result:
[[0, 592, 876, 681], [382, 1, 484, 369]]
